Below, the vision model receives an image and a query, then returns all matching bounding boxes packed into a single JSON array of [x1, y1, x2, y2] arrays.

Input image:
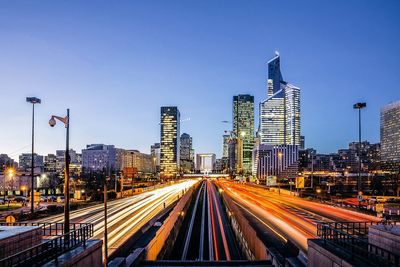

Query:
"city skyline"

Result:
[[1, 1, 400, 159]]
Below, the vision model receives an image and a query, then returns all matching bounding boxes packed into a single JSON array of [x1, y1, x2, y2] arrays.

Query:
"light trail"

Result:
[[37, 179, 199, 255], [216, 179, 380, 252]]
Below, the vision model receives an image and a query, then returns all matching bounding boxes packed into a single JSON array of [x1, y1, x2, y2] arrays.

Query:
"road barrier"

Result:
[[145, 181, 199, 260]]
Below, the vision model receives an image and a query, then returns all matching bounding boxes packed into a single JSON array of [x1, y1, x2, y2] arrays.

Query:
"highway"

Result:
[[169, 179, 242, 261], [40, 179, 199, 255], [216, 179, 380, 252]]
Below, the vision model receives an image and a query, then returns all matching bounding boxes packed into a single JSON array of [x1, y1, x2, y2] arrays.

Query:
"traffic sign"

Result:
[[6, 215, 15, 224], [357, 195, 363, 202]]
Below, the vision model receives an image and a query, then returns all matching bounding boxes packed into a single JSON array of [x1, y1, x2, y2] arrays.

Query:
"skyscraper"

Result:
[[222, 134, 230, 158], [268, 51, 284, 96], [160, 106, 180, 178], [380, 101, 400, 162], [180, 133, 194, 173], [260, 53, 301, 146], [233, 94, 254, 174]]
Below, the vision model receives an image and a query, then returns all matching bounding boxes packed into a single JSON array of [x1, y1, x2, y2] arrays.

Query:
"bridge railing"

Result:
[[317, 222, 399, 267], [0, 222, 94, 267]]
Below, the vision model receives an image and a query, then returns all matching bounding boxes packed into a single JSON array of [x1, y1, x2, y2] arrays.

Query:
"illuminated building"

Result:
[[256, 144, 299, 181], [180, 133, 194, 173], [380, 101, 400, 162], [233, 94, 254, 174], [160, 106, 180, 178], [260, 53, 301, 146]]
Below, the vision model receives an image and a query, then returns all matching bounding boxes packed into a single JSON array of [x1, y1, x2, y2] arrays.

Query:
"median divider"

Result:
[[144, 181, 199, 260]]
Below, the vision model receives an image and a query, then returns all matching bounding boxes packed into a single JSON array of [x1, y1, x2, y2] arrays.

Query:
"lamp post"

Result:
[[26, 97, 41, 214], [49, 109, 70, 234], [353, 102, 366, 194], [103, 168, 109, 266]]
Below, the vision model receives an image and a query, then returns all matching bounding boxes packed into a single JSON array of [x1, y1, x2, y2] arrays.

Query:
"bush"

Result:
[[107, 191, 117, 200], [47, 205, 59, 213]]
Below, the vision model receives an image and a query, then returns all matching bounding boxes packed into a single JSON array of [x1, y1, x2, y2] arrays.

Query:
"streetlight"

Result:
[[26, 96, 41, 214], [49, 109, 70, 235], [353, 102, 366, 194], [278, 152, 283, 195]]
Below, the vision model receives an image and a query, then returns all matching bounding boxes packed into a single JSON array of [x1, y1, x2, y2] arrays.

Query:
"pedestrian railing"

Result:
[[317, 222, 399, 267], [0, 222, 94, 267]]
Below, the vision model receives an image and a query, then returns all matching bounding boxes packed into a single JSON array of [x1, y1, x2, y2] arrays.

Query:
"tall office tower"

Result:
[[268, 51, 284, 95], [380, 101, 400, 162], [260, 53, 301, 146], [260, 80, 285, 145], [180, 133, 193, 173], [222, 134, 230, 158], [300, 136, 305, 150], [160, 106, 180, 178], [285, 84, 301, 145], [233, 94, 255, 174]]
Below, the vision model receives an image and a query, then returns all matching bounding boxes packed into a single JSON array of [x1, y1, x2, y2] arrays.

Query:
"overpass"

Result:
[[183, 173, 229, 178]]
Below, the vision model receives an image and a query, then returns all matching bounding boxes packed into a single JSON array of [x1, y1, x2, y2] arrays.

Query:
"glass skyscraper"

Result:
[[380, 101, 400, 162], [180, 133, 194, 173], [260, 53, 300, 146], [160, 106, 180, 178], [233, 94, 254, 174]]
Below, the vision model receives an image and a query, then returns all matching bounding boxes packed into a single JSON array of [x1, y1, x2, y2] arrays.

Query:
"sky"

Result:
[[0, 0, 399, 160]]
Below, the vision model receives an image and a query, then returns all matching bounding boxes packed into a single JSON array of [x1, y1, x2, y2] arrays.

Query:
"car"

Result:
[[14, 196, 27, 203], [46, 195, 57, 202]]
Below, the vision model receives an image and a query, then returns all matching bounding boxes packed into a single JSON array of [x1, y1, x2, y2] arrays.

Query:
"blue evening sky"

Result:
[[0, 0, 399, 159]]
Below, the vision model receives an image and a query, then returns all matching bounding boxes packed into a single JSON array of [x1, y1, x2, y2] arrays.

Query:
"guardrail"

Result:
[[0, 222, 92, 237], [0, 222, 94, 267], [317, 222, 399, 267], [319, 221, 398, 237]]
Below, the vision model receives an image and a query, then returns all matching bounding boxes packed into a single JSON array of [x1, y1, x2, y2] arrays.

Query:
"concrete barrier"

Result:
[[144, 181, 199, 260]]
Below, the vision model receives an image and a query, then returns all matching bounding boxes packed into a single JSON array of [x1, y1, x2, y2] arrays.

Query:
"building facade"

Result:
[[151, 143, 161, 173], [381, 101, 400, 162], [180, 133, 194, 173], [196, 153, 216, 174], [160, 106, 180, 178], [256, 144, 299, 182], [18, 153, 44, 173], [82, 144, 116, 172], [260, 53, 301, 146], [233, 94, 254, 174]]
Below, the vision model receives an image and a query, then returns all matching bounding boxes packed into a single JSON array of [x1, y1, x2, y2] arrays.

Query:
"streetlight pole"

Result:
[[26, 97, 41, 215], [49, 109, 70, 234], [103, 168, 108, 266], [353, 102, 366, 193]]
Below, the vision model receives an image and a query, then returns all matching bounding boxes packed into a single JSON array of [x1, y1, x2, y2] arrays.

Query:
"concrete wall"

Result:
[[0, 226, 42, 258], [307, 239, 353, 267], [145, 182, 198, 260], [369, 225, 400, 258], [43, 239, 103, 267]]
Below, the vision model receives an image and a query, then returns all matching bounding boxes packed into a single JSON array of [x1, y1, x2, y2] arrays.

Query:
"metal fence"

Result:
[[317, 222, 399, 267], [0, 222, 94, 267]]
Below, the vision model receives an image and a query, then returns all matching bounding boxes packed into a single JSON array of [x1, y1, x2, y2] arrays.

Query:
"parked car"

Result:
[[14, 196, 27, 203], [57, 196, 65, 203]]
